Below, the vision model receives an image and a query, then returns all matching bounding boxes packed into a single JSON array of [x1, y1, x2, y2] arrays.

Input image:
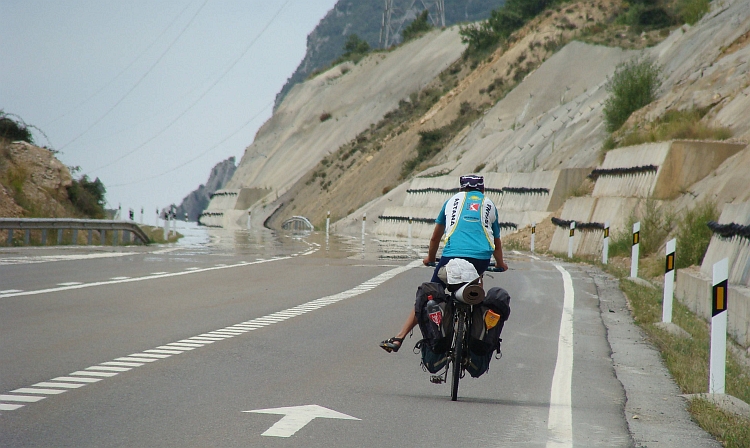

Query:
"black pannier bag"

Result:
[[414, 282, 453, 373], [466, 286, 511, 378]]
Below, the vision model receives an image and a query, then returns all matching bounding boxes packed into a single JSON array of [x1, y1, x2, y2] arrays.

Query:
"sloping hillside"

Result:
[[0, 140, 74, 218], [275, 0, 505, 107], [210, 0, 750, 234]]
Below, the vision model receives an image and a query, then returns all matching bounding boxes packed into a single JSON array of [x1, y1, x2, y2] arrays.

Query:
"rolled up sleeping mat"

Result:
[[456, 281, 485, 305]]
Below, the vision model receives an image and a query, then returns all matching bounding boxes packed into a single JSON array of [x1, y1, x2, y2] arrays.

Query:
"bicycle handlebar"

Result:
[[424, 260, 507, 272]]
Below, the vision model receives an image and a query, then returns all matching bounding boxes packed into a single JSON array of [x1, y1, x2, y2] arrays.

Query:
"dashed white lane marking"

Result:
[[546, 264, 575, 448], [57, 282, 83, 286], [0, 289, 23, 294], [185, 267, 200, 271], [0, 258, 419, 414], [110, 276, 130, 280], [150, 272, 168, 275]]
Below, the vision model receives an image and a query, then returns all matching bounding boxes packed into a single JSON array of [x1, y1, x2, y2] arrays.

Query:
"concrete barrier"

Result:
[[377, 170, 587, 238], [675, 202, 750, 346]]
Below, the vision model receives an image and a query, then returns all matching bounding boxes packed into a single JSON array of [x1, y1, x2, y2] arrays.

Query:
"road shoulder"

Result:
[[584, 266, 722, 448]]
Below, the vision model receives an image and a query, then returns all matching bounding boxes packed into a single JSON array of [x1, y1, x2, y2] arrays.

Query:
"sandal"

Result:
[[379, 337, 404, 353]]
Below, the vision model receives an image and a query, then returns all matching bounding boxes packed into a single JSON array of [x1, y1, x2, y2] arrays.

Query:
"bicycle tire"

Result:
[[451, 309, 465, 401]]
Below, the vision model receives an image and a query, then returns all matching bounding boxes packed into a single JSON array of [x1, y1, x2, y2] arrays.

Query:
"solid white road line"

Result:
[[57, 282, 83, 286], [546, 264, 575, 448], [0, 289, 23, 294]]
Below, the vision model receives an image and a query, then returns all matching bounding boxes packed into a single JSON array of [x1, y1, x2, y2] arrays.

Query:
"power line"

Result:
[[86, 0, 294, 175], [59, 0, 210, 151], [43, 0, 197, 127], [106, 100, 273, 188]]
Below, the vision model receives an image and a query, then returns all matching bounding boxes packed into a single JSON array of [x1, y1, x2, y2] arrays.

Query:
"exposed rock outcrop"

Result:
[[175, 157, 236, 222]]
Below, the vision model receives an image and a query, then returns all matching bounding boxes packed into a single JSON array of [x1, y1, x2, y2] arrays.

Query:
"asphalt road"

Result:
[[0, 232, 716, 447]]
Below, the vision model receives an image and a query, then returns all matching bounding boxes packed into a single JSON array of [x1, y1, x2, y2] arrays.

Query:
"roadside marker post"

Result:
[[325, 211, 330, 250], [361, 213, 367, 258], [326, 211, 330, 239], [602, 221, 609, 264], [247, 210, 252, 229], [662, 239, 676, 323], [568, 222, 575, 258], [408, 216, 413, 250], [709, 258, 729, 394], [531, 222, 536, 253], [155, 208, 159, 227], [631, 222, 640, 278], [140, 207, 144, 224]]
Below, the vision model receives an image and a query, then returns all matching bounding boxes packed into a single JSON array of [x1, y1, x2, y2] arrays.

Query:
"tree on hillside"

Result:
[[343, 34, 370, 57], [67, 175, 107, 219], [402, 10, 433, 42], [0, 111, 34, 144], [460, 0, 560, 54]]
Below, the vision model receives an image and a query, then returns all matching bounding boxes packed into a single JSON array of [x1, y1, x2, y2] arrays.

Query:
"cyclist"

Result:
[[380, 174, 508, 353]]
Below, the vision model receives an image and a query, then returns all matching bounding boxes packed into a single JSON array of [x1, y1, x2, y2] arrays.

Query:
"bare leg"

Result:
[[394, 309, 418, 342]]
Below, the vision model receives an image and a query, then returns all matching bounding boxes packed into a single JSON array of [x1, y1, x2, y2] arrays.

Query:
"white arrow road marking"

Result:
[[244, 405, 360, 437]]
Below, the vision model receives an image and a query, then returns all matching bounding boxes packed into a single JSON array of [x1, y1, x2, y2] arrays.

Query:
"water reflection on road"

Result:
[[176, 222, 427, 262]]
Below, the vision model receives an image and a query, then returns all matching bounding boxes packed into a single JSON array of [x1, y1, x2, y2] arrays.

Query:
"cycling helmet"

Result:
[[459, 174, 484, 190]]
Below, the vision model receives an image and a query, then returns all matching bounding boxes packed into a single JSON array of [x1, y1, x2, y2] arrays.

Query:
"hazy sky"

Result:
[[1, 0, 339, 220]]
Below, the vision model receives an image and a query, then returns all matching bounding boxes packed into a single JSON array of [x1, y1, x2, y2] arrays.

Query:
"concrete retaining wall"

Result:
[[674, 201, 750, 346], [593, 141, 744, 199], [377, 169, 585, 238], [701, 202, 750, 287]]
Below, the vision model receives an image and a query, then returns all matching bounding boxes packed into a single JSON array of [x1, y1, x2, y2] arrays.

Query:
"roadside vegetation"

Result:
[[526, 198, 750, 445], [1, 111, 110, 221], [402, 10, 433, 43], [603, 57, 662, 133]]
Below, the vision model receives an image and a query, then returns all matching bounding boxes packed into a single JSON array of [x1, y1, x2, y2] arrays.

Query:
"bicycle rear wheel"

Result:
[[450, 310, 465, 401]]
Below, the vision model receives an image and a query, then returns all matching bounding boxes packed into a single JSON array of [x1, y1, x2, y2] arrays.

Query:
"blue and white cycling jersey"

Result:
[[435, 191, 500, 259]]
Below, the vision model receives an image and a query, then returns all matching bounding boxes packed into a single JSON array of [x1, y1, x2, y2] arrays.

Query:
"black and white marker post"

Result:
[[531, 221, 536, 253], [662, 238, 676, 323], [631, 221, 641, 278], [408, 216, 413, 251], [361, 213, 366, 257], [568, 221, 575, 258], [602, 221, 610, 264], [709, 257, 729, 394]]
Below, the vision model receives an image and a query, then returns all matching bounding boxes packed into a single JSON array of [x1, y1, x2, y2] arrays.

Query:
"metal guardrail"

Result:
[[0, 218, 150, 246]]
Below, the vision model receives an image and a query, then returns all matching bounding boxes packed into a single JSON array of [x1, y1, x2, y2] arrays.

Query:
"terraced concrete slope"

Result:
[[203, 27, 465, 228]]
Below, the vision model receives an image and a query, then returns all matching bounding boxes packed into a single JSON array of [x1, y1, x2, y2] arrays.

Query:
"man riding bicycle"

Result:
[[380, 174, 508, 352]]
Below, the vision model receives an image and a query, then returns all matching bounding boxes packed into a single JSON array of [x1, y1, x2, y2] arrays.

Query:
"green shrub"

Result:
[[603, 57, 662, 132], [677, 0, 711, 25], [675, 200, 718, 269], [0, 112, 34, 144], [67, 175, 107, 219], [614, 108, 732, 149], [334, 34, 371, 65], [402, 10, 432, 42], [459, 0, 561, 56]]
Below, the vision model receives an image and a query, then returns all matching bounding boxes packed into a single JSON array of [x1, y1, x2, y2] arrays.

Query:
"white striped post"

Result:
[[155, 208, 159, 227], [531, 222, 536, 253], [567, 222, 575, 258], [631, 222, 640, 278], [361, 213, 367, 257], [602, 221, 610, 264], [326, 211, 330, 238], [408, 216, 413, 250], [662, 239, 676, 323], [709, 258, 729, 394], [140, 207, 144, 224]]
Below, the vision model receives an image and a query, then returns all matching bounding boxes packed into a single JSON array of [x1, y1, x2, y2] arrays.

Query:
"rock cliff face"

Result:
[[175, 157, 236, 222], [0, 140, 74, 218]]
